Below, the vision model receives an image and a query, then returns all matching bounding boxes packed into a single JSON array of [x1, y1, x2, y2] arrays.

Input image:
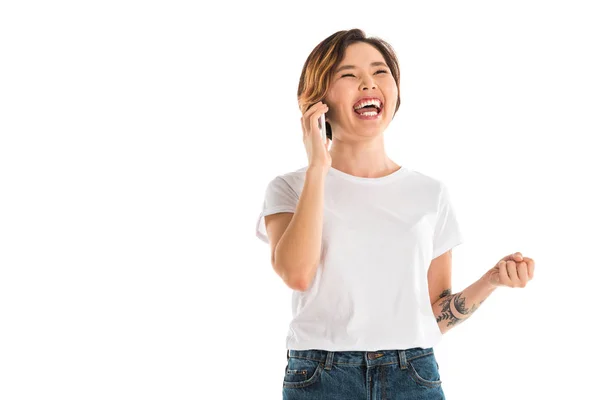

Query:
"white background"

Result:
[[1, 1, 598, 399]]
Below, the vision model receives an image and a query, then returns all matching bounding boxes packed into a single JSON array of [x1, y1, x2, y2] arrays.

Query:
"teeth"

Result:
[[353, 98, 382, 110], [358, 111, 378, 116]]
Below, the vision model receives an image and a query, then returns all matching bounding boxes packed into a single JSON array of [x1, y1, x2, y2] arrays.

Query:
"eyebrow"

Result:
[[335, 61, 389, 73]]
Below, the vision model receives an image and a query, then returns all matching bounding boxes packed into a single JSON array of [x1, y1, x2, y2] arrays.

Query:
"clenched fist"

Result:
[[486, 252, 535, 288]]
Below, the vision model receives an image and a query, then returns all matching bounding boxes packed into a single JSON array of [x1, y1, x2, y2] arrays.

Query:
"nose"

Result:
[[360, 77, 377, 90]]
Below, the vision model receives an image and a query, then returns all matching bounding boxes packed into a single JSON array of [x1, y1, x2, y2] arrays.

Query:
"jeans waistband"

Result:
[[286, 347, 435, 371]]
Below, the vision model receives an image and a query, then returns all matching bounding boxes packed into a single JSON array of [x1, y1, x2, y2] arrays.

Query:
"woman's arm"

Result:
[[274, 166, 327, 291], [432, 273, 497, 334]]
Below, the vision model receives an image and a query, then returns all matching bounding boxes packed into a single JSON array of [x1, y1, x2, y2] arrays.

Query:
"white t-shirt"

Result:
[[255, 165, 464, 351]]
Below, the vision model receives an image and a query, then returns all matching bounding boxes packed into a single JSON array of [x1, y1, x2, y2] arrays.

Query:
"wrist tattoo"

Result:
[[436, 291, 482, 327]]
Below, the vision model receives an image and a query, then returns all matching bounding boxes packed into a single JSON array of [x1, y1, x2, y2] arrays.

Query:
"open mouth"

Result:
[[353, 98, 384, 117], [353, 104, 382, 116]]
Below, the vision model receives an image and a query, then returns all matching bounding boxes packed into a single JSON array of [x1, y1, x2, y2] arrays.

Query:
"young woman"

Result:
[[255, 28, 534, 400]]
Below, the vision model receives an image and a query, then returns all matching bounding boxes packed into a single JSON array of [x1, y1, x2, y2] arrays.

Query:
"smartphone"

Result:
[[318, 113, 327, 143]]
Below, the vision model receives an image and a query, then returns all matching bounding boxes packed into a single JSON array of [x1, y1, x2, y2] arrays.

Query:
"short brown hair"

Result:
[[297, 28, 401, 140]]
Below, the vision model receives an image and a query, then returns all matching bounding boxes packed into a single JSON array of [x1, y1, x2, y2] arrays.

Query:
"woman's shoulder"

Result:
[[409, 167, 455, 187], [264, 166, 308, 196]]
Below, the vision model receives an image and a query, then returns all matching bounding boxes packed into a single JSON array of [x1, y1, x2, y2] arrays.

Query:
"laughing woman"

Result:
[[255, 28, 535, 400]]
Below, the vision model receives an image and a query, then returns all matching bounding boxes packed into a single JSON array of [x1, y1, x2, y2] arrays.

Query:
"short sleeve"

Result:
[[432, 182, 464, 259], [255, 176, 299, 244]]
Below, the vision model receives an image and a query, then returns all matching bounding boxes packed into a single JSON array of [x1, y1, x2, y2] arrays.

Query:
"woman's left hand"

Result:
[[485, 252, 535, 288]]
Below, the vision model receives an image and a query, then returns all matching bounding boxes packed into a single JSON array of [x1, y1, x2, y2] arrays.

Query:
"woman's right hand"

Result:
[[301, 101, 332, 171]]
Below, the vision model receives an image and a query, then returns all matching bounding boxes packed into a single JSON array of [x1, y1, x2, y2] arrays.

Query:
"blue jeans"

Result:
[[282, 347, 445, 399]]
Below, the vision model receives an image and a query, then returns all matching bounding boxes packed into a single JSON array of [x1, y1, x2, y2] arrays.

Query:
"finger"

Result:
[[506, 260, 518, 287], [310, 102, 329, 128], [501, 252, 523, 262], [499, 261, 510, 286], [301, 110, 310, 137], [306, 101, 326, 120], [526, 259, 535, 280], [521, 256, 535, 279], [302, 102, 322, 136], [311, 104, 328, 136], [517, 262, 528, 287]]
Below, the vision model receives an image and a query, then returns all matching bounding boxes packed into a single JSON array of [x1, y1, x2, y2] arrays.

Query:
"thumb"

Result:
[[502, 252, 523, 262]]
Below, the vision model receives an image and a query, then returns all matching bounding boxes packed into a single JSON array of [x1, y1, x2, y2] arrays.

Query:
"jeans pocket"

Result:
[[283, 357, 324, 389], [407, 352, 442, 388]]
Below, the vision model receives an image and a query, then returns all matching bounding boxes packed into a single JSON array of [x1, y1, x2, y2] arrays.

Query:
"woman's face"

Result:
[[324, 42, 398, 137]]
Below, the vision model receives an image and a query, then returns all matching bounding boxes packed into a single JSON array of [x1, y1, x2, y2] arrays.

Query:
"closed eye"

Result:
[[341, 70, 388, 78]]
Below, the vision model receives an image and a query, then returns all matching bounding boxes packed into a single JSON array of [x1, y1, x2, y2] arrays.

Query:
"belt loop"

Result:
[[398, 349, 408, 370], [324, 351, 334, 371], [287, 349, 290, 360]]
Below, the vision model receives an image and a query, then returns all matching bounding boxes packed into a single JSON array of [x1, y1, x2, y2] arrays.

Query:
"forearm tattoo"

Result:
[[436, 290, 483, 327]]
